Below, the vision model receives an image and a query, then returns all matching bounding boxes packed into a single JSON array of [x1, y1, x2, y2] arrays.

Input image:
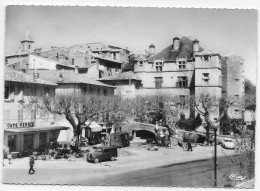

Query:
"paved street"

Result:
[[57, 155, 239, 187], [2, 139, 241, 187]]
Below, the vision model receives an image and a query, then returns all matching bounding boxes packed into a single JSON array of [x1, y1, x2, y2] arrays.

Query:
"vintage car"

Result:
[[220, 138, 235, 149], [87, 146, 118, 163]]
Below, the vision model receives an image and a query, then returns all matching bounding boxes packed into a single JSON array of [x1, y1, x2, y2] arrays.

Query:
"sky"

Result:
[[4, 6, 257, 84]]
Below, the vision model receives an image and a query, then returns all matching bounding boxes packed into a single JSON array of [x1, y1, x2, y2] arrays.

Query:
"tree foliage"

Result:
[[28, 93, 122, 146]]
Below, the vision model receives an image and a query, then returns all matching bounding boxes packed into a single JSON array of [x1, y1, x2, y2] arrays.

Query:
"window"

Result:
[[8, 135, 17, 152], [31, 87, 37, 96], [18, 109, 23, 123], [235, 78, 239, 81], [139, 61, 143, 66], [155, 62, 163, 72], [39, 132, 47, 147], [72, 58, 74, 65], [176, 77, 187, 87], [99, 71, 104, 78], [29, 45, 31, 49], [97, 89, 100, 95], [202, 73, 209, 81], [31, 110, 36, 122], [155, 77, 163, 89], [83, 87, 87, 94], [4, 86, 10, 99], [178, 95, 186, 109], [44, 87, 50, 97], [107, 68, 112, 76], [235, 95, 239, 98], [178, 61, 186, 70], [113, 53, 116, 60], [103, 89, 107, 96]]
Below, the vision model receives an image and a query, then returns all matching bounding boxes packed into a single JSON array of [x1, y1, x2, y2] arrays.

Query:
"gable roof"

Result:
[[27, 70, 115, 88], [5, 67, 57, 86], [98, 71, 141, 81], [148, 36, 204, 62]]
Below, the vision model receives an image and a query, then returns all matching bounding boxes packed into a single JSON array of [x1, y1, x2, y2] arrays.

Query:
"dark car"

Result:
[[87, 146, 118, 163]]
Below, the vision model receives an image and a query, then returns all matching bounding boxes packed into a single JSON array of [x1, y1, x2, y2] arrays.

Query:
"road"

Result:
[[52, 155, 240, 187], [3, 154, 241, 187], [2, 140, 244, 187]]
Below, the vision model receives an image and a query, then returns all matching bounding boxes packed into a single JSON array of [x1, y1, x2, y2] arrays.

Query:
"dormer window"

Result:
[[155, 61, 163, 72], [178, 61, 186, 70], [139, 60, 143, 66]]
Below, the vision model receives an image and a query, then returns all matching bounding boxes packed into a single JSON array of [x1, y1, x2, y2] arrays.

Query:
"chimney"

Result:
[[173, 37, 180, 51], [58, 73, 63, 82], [149, 44, 155, 57], [74, 66, 79, 74], [193, 39, 200, 55]]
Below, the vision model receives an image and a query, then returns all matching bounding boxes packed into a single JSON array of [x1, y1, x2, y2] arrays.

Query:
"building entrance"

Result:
[[8, 135, 17, 152], [24, 134, 34, 151]]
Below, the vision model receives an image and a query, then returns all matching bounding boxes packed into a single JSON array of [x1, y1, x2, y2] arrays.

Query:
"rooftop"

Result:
[[26, 70, 115, 88], [5, 67, 57, 86], [148, 36, 204, 62], [98, 71, 141, 81]]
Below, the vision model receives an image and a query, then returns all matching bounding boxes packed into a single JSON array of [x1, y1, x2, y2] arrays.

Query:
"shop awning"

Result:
[[4, 125, 69, 133], [85, 121, 102, 132]]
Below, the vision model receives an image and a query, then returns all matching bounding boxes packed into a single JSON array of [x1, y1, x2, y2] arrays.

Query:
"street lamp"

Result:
[[212, 121, 219, 187]]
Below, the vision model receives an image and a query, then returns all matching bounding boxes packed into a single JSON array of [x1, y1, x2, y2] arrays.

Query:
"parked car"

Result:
[[87, 146, 118, 163], [220, 138, 235, 149]]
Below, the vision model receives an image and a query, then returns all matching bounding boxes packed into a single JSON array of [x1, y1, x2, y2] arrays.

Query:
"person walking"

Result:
[[187, 140, 193, 151], [27, 155, 36, 175], [7, 153, 12, 164]]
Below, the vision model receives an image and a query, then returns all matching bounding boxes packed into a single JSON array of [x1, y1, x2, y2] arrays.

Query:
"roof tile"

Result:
[[5, 67, 57, 86]]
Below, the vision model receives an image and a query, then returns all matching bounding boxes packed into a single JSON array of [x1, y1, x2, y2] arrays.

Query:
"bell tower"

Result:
[[21, 26, 34, 52]]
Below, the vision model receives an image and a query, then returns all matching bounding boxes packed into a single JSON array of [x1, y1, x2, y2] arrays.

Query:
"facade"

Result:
[[221, 53, 245, 119], [4, 67, 69, 153], [98, 71, 142, 98], [122, 36, 244, 121]]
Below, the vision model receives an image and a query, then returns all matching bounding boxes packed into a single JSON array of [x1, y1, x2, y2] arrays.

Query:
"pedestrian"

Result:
[[7, 153, 12, 164], [27, 155, 36, 175], [70, 139, 76, 153], [187, 140, 193, 151]]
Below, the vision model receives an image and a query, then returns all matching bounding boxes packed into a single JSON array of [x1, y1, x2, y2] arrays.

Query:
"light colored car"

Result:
[[220, 138, 235, 149]]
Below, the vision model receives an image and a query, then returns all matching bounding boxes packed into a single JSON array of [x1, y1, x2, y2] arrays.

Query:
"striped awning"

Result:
[[4, 125, 69, 133]]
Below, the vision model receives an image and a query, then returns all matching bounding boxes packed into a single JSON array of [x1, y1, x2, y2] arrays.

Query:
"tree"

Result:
[[191, 95, 235, 144], [28, 93, 122, 148]]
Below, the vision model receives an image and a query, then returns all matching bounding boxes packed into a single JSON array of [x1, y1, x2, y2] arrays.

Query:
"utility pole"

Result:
[[214, 128, 217, 187], [212, 121, 219, 187]]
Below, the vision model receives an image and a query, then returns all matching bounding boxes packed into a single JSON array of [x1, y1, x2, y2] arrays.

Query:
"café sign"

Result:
[[7, 122, 34, 129]]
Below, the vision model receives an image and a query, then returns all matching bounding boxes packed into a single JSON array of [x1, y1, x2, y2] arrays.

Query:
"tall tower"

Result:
[[194, 49, 222, 121], [21, 27, 34, 52], [221, 53, 245, 119]]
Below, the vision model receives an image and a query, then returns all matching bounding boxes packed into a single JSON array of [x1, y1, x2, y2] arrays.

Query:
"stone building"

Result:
[[221, 53, 245, 119], [4, 67, 69, 153], [121, 36, 244, 121]]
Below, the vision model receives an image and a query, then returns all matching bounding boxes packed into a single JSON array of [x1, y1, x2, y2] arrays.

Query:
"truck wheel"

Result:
[[110, 155, 115, 161], [94, 158, 99, 163]]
